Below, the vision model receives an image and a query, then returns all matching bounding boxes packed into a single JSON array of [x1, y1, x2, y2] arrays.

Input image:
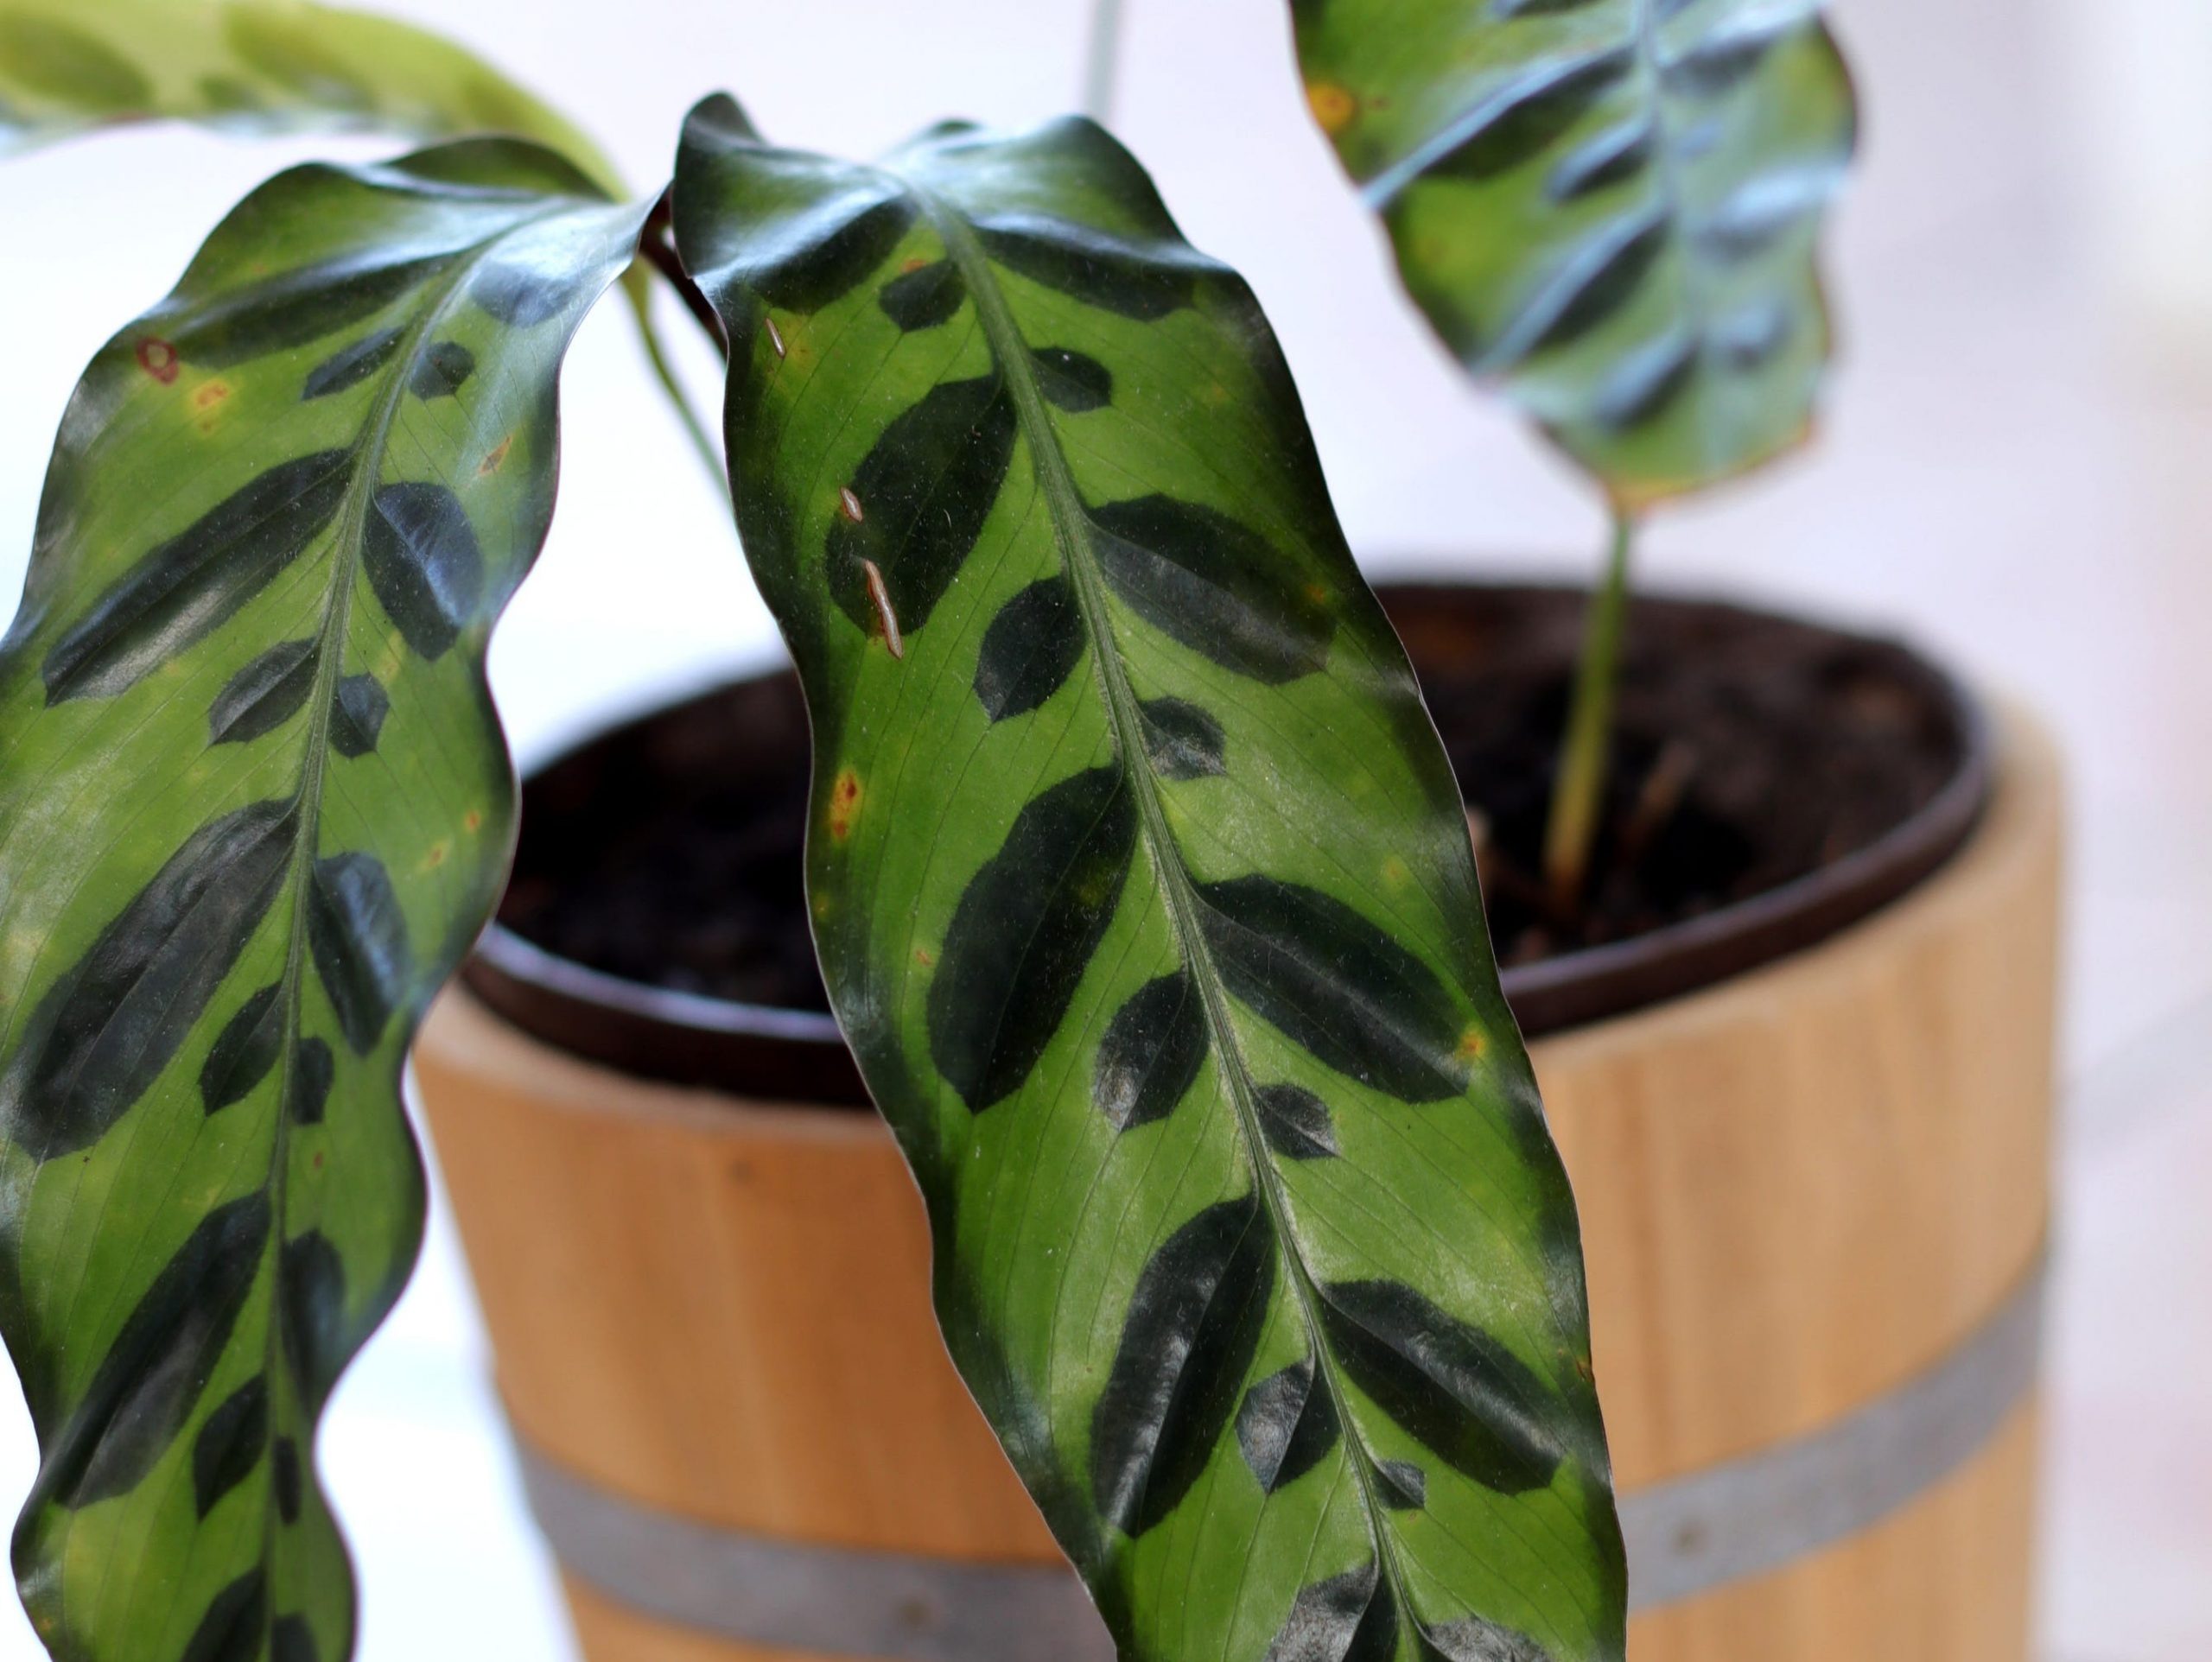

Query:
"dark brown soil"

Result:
[[495, 584, 1972, 1014], [1382, 585, 1966, 969]]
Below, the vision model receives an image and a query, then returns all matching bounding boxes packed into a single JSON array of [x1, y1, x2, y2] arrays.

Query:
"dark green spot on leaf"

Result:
[[1137, 697, 1226, 779], [1319, 1278, 1562, 1495], [1091, 1193, 1275, 1535], [828, 375, 1015, 643], [1090, 496, 1333, 684], [175, 253, 448, 366], [191, 1376, 267, 1519], [1032, 346, 1112, 412], [878, 259, 964, 331], [1255, 1083, 1339, 1160], [928, 766, 1135, 1109], [273, 1435, 302, 1524], [1376, 1458, 1426, 1510], [279, 1232, 347, 1411], [1236, 1355, 1338, 1494], [408, 339, 476, 399], [178, 1568, 267, 1662], [1263, 1562, 1396, 1662], [306, 852, 410, 1054], [365, 481, 482, 659], [1428, 52, 1632, 184], [271, 1614, 321, 1662], [43, 453, 350, 702], [199, 982, 284, 1113], [45, 1193, 270, 1507], [207, 637, 319, 745], [0, 801, 296, 1158], [1094, 970, 1209, 1132], [330, 673, 390, 758], [974, 575, 1084, 722], [978, 215, 1199, 320], [289, 1037, 334, 1126], [301, 328, 402, 401], [1196, 876, 1468, 1102]]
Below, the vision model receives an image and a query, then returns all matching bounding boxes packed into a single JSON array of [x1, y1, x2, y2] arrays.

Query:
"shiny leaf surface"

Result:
[[676, 96, 1625, 1662], [0, 0, 618, 193], [1293, 0, 1856, 505], [0, 139, 639, 1661]]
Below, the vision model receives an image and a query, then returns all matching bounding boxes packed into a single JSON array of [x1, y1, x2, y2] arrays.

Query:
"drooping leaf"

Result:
[[676, 97, 1625, 1662], [1292, 0, 1857, 506], [0, 0, 619, 194], [0, 138, 640, 1662]]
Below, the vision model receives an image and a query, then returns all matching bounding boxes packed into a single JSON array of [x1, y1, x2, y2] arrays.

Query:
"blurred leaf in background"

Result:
[[1294, 0, 1857, 508]]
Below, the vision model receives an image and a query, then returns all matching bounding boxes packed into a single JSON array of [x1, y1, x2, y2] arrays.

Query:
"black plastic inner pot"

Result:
[[464, 582, 1992, 1106]]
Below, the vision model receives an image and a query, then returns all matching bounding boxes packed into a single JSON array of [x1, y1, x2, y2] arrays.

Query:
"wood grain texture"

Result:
[[412, 711, 2061, 1660]]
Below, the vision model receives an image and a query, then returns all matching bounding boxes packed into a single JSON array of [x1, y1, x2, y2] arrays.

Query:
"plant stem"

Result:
[[638, 207, 729, 352], [1083, 0, 1126, 125], [1543, 511, 1635, 915], [625, 199, 730, 497]]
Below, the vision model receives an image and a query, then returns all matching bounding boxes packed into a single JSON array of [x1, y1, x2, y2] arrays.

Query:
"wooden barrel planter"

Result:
[[412, 587, 2059, 1662]]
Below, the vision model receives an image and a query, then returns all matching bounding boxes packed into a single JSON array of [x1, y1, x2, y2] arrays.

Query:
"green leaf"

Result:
[[1292, 0, 1857, 507], [674, 95, 1626, 1662], [0, 138, 641, 1661], [0, 0, 620, 196]]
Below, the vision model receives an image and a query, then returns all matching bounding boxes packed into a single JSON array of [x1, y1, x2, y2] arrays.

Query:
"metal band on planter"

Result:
[[514, 1248, 2047, 1657]]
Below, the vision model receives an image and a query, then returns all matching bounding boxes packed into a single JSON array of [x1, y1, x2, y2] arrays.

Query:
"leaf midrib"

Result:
[[890, 170, 1421, 1618], [236, 199, 570, 1640]]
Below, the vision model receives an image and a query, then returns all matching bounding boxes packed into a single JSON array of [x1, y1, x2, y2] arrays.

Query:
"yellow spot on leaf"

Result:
[[914, 945, 935, 967], [462, 809, 484, 834], [1457, 1027, 1488, 1062], [190, 378, 234, 434], [1381, 856, 1409, 889], [1306, 81, 1358, 134], [828, 766, 863, 842], [423, 841, 449, 870]]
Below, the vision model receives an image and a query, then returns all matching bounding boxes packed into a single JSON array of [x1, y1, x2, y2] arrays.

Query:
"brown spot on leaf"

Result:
[[462, 809, 483, 834], [837, 485, 864, 523], [137, 337, 179, 384], [765, 314, 786, 359], [861, 558, 904, 658], [478, 435, 514, 476], [828, 766, 863, 842]]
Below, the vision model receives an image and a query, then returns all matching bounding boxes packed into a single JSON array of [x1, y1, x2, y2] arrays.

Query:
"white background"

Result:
[[0, 0, 2207, 1656]]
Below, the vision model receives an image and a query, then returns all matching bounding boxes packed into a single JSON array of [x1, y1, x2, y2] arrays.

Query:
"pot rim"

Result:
[[462, 580, 1993, 1104]]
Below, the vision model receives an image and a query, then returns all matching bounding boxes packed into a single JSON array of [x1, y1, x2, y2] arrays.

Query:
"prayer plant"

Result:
[[0, 1, 1849, 1659], [1292, 0, 1857, 905]]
